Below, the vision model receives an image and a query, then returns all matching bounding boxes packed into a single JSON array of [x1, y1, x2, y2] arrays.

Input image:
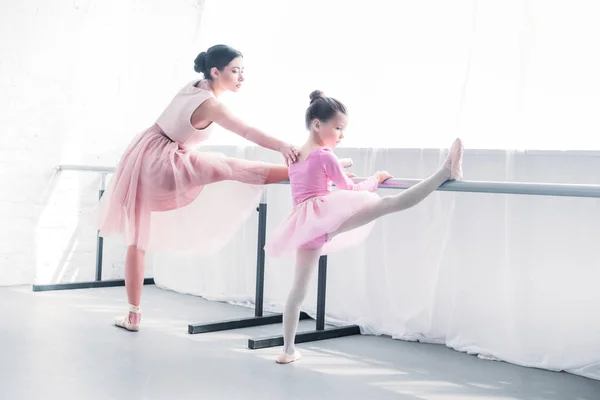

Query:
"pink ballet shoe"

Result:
[[114, 304, 141, 332], [276, 351, 302, 364], [447, 138, 464, 180]]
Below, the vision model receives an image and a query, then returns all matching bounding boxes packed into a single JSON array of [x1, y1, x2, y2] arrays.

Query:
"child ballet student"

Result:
[[264, 90, 464, 364]]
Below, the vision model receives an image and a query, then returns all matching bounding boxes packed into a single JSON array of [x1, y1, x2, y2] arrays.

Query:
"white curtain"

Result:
[[153, 146, 600, 381], [199, 0, 600, 151]]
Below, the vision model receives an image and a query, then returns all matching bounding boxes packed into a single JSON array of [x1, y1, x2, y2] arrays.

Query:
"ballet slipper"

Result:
[[114, 304, 141, 332], [276, 351, 302, 364], [446, 138, 464, 180]]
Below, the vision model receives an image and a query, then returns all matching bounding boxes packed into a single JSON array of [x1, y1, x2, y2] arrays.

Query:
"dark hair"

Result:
[[194, 45, 243, 80], [305, 90, 347, 129]]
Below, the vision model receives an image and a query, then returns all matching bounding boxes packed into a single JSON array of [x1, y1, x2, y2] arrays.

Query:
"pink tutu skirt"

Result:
[[264, 190, 381, 258], [97, 124, 276, 254]]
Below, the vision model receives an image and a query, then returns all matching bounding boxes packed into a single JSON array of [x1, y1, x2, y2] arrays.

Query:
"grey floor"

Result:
[[1, 285, 598, 400]]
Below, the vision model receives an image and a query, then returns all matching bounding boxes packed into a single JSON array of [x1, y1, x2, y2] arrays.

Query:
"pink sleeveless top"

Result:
[[155, 79, 215, 146]]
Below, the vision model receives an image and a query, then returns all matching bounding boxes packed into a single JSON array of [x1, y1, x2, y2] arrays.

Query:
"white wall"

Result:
[[0, 0, 205, 285]]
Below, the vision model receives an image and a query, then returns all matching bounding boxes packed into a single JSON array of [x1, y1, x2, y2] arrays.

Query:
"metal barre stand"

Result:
[[188, 191, 311, 335], [32, 167, 155, 292], [188, 191, 358, 346]]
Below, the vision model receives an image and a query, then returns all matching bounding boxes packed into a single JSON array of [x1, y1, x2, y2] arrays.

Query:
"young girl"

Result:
[[264, 90, 463, 364]]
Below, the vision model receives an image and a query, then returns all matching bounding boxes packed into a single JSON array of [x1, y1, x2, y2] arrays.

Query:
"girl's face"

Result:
[[313, 112, 348, 148]]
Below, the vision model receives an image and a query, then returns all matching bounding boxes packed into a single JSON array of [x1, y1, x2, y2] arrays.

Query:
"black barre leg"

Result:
[[316, 255, 327, 330], [254, 202, 267, 317], [32, 188, 156, 292], [95, 189, 105, 282], [247, 255, 361, 350], [189, 196, 310, 335]]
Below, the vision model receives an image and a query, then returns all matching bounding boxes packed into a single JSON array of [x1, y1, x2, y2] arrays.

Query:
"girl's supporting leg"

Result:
[[276, 247, 322, 364]]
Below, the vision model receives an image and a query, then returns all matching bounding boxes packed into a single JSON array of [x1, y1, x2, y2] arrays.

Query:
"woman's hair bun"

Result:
[[194, 52, 207, 73]]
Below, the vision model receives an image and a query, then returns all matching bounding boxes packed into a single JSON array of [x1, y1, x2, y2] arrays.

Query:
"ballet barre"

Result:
[[32, 164, 155, 292], [378, 178, 600, 198], [278, 177, 600, 199], [56, 164, 116, 173], [54, 165, 600, 198]]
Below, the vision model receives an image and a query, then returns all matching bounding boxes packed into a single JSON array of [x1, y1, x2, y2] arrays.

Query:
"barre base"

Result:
[[32, 278, 155, 292], [248, 325, 361, 350], [189, 312, 311, 334]]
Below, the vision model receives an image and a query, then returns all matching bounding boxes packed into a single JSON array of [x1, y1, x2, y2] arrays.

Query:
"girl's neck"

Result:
[[298, 137, 327, 162]]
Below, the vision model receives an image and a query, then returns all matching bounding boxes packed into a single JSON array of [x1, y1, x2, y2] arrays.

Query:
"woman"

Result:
[[97, 44, 298, 331]]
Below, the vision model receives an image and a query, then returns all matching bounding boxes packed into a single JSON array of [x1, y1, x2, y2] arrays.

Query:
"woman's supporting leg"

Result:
[[115, 245, 145, 331], [277, 247, 322, 364], [125, 245, 145, 315]]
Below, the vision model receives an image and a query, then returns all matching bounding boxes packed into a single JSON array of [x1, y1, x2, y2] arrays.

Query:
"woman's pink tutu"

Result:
[[97, 124, 274, 254], [264, 189, 381, 258]]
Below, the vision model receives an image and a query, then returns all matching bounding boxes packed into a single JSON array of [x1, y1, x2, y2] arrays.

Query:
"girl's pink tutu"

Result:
[[264, 189, 381, 258], [97, 124, 272, 254]]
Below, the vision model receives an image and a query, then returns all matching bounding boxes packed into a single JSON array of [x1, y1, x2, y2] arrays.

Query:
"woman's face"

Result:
[[213, 56, 245, 92]]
